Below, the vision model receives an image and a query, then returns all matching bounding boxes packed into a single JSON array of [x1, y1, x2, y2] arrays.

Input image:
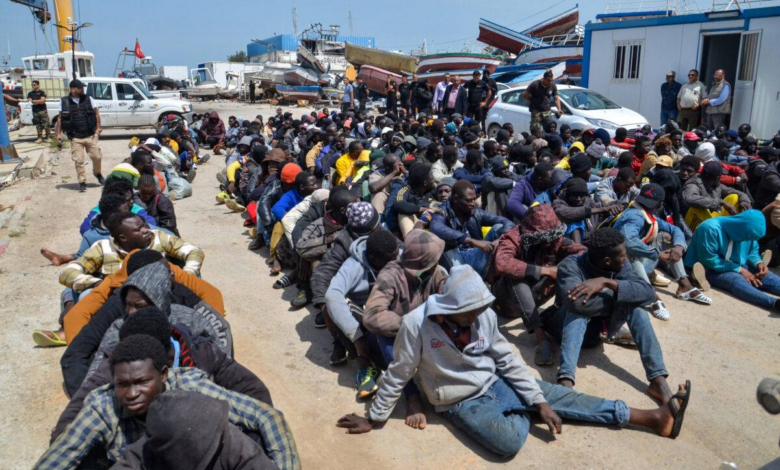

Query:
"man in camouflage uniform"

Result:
[[27, 80, 51, 143], [524, 70, 562, 133]]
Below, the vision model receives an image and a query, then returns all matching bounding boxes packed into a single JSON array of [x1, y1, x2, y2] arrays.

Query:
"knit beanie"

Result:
[[586, 141, 607, 159], [347, 202, 380, 235], [369, 149, 387, 164], [701, 160, 724, 178], [565, 177, 589, 196], [594, 128, 611, 147], [569, 153, 592, 175], [280, 163, 303, 184]]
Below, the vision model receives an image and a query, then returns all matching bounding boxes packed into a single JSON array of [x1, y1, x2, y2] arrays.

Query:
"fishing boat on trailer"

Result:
[[283, 67, 321, 86], [276, 85, 322, 102], [358, 65, 402, 96], [297, 46, 327, 74], [345, 42, 418, 74], [417, 52, 501, 74]]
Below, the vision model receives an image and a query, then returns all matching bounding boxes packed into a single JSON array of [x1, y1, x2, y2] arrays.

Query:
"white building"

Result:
[[582, 6, 780, 137]]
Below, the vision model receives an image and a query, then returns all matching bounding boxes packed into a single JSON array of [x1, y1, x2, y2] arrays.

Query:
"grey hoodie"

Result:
[[86, 263, 233, 379], [324, 237, 399, 342], [369, 265, 545, 422]]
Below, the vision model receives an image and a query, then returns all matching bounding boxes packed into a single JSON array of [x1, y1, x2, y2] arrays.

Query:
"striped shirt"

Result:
[[34, 368, 300, 470], [59, 230, 205, 293]]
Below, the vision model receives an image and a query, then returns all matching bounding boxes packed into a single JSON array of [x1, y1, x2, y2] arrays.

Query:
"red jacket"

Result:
[[631, 149, 646, 175]]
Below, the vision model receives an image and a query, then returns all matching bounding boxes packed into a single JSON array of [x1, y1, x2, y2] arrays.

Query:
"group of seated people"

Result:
[[199, 102, 780, 457], [31, 98, 780, 465]]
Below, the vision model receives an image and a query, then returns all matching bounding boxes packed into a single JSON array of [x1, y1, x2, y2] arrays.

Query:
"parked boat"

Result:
[[514, 45, 583, 67], [276, 85, 322, 102], [219, 72, 239, 99], [522, 5, 579, 38], [283, 67, 320, 86], [345, 42, 418, 74], [297, 46, 327, 74], [322, 87, 344, 104], [358, 65, 402, 96], [417, 52, 502, 74], [478, 18, 547, 54], [414, 68, 485, 87], [186, 67, 221, 99]]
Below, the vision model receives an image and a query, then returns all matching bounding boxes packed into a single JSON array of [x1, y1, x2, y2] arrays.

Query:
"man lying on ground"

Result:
[[337, 265, 691, 458]]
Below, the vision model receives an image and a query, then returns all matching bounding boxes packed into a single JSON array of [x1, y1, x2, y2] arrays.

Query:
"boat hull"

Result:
[[415, 68, 485, 87], [522, 6, 579, 38], [283, 68, 320, 86], [514, 46, 583, 66], [297, 46, 327, 74], [345, 42, 418, 74], [417, 53, 501, 74], [276, 85, 322, 102], [478, 18, 547, 54], [358, 65, 402, 96]]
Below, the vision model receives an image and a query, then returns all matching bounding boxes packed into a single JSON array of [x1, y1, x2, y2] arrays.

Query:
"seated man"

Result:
[[430, 144, 463, 182], [595, 167, 639, 205], [105, 150, 156, 189], [338, 265, 692, 457], [481, 155, 520, 216], [392, 163, 436, 238], [110, 391, 275, 470], [134, 174, 178, 236], [613, 183, 711, 321], [453, 149, 490, 197], [60, 257, 230, 397], [553, 178, 622, 244], [430, 180, 514, 276], [682, 160, 751, 231], [368, 153, 405, 215], [686, 210, 780, 312], [59, 212, 204, 294], [324, 229, 399, 400], [53, 306, 270, 442], [488, 205, 585, 366], [363, 229, 449, 431], [506, 162, 554, 221], [543, 229, 683, 406], [335, 141, 370, 184], [36, 334, 300, 470], [271, 171, 319, 224]]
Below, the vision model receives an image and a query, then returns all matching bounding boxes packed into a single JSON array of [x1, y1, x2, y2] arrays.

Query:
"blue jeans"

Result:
[[706, 265, 780, 310], [377, 335, 420, 397], [557, 306, 668, 384], [442, 225, 503, 277], [442, 376, 629, 457], [660, 109, 678, 127]]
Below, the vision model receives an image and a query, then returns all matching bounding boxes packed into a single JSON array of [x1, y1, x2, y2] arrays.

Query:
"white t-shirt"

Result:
[[58, 96, 97, 112]]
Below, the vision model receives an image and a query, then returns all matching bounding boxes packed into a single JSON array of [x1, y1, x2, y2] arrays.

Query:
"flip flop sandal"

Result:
[[669, 380, 692, 439], [677, 288, 712, 305], [273, 275, 293, 289], [605, 325, 636, 346], [534, 341, 555, 366], [648, 300, 671, 321], [32, 330, 66, 348], [691, 262, 710, 292]]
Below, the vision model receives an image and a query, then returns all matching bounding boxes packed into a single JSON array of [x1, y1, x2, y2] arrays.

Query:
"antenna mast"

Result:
[[292, 1, 298, 36]]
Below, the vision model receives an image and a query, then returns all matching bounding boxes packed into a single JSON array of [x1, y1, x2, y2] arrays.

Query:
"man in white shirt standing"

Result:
[[432, 73, 450, 116], [676, 69, 707, 132]]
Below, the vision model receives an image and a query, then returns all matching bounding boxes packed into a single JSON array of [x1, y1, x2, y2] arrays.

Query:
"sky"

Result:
[[1, 0, 778, 76]]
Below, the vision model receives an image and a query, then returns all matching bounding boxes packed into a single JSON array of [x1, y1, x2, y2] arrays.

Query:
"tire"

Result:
[[487, 123, 501, 139]]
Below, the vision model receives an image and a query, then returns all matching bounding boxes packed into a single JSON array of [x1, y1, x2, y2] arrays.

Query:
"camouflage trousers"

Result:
[[530, 110, 552, 132], [33, 110, 51, 138]]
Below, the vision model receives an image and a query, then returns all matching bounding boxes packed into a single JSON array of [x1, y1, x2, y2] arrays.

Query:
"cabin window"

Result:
[[58, 59, 66, 71], [87, 82, 113, 100], [33, 59, 48, 70], [612, 41, 643, 82]]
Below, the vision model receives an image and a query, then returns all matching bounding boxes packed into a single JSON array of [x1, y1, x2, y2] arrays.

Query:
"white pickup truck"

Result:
[[20, 77, 193, 129]]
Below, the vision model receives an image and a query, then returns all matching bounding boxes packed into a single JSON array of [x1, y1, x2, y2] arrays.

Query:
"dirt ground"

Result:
[[0, 100, 778, 470]]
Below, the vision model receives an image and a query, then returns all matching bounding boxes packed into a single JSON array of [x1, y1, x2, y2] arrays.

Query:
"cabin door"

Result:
[[731, 30, 761, 128]]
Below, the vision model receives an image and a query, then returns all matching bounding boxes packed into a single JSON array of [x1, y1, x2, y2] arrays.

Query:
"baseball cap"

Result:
[[489, 156, 509, 173], [69, 79, 85, 88], [437, 176, 456, 189], [684, 131, 701, 141], [655, 155, 674, 168], [635, 183, 666, 209]]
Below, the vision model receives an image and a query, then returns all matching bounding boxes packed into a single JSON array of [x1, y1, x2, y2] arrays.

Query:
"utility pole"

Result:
[[292, 1, 298, 36]]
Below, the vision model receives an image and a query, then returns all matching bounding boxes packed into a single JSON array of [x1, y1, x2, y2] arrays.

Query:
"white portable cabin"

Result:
[[581, 6, 780, 137], [197, 62, 265, 88]]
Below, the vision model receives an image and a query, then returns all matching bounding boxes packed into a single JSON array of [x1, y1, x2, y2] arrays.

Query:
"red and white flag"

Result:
[[134, 39, 145, 59]]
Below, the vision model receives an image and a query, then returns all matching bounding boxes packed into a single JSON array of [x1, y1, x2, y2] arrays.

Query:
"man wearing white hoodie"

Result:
[[337, 265, 692, 457]]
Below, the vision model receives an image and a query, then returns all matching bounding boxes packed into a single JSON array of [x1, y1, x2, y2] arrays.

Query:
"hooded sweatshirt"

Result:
[[506, 171, 542, 220], [85, 263, 232, 381], [683, 209, 764, 272], [488, 204, 585, 283], [369, 265, 545, 422], [201, 111, 226, 140], [363, 230, 448, 337], [325, 236, 400, 342], [111, 390, 272, 470]]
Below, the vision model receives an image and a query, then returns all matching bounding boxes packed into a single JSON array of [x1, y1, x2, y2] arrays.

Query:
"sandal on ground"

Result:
[[677, 288, 712, 305], [605, 325, 636, 346], [32, 330, 66, 347], [225, 199, 245, 213], [534, 341, 555, 366], [669, 380, 692, 439], [650, 270, 671, 287], [648, 300, 671, 321], [273, 275, 293, 289]]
